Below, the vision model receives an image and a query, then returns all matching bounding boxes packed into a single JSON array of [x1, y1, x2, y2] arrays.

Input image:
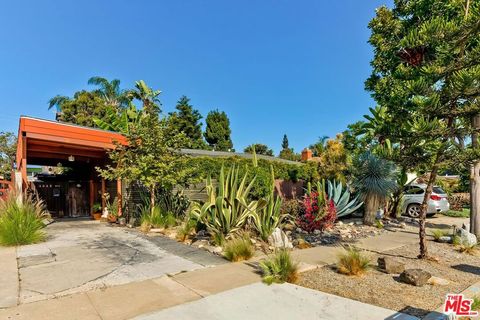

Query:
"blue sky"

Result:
[[0, 0, 391, 154]]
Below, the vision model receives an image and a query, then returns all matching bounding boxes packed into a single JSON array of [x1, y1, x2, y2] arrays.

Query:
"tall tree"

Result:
[[0, 132, 16, 180], [204, 110, 233, 151], [167, 96, 206, 149], [309, 136, 329, 157], [282, 134, 289, 150], [366, 0, 480, 257], [126, 80, 161, 115], [49, 91, 112, 127], [244, 143, 274, 156], [88, 76, 129, 109]]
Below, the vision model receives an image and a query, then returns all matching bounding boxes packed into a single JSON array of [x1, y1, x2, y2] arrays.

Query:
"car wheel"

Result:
[[407, 204, 421, 218]]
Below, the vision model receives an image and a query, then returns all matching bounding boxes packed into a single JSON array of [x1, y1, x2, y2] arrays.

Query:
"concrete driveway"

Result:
[[14, 220, 225, 304]]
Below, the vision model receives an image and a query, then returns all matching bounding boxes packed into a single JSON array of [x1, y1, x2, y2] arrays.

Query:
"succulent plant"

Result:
[[327, 180, 363, 218]]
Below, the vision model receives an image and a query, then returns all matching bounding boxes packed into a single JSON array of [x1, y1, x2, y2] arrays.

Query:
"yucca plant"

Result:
[[223, 233, 255, 262], [337, 246, 371, 276], [260, 249, 298, 285], [327, 180, 363, 218], [0, 193, 49, 246], [251, 166, 286, 241], [190, 165, 262, 242], [352, 153, 398, 225]]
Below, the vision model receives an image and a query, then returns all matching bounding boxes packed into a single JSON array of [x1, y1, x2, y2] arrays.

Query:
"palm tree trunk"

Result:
[[471, 114, 480, 237]]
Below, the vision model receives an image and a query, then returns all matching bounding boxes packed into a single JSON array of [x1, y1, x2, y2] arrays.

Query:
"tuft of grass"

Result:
[[458, 243, 478, 255], [337, 246, 371, 276], [0, 193, 49, 246], [442, 209, 470, 218], [431, 229, 449, 241], [472, 295, 480, 311], [452, 234, 462, 246], [140, 206, 177, 233], [223, 233, 255, 262], [375, 219, 384, 229], [260, 249, 298, 285], [176, 218, 197, 242]]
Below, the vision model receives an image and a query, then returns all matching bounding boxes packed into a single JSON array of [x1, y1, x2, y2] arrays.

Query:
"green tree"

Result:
[[204, 110, 233, 151], [97, 83, 191, 212], [126, 80, 161, 115], [0, 132, 16, 180], [309, 136, 329, 157], [87, 76, 129, 109], [282, 134, 289, 150], [244, 143, 273, 156], [365, 0, 480, 256], [49, 91, 113, 127], [167, 96, 206, 149]]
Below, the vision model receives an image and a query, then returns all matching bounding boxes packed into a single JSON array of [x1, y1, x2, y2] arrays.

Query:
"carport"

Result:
[[14, 116, 127, 217]]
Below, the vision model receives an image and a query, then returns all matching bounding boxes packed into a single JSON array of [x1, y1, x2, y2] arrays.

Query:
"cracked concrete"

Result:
[[14, 220, 223, 304]]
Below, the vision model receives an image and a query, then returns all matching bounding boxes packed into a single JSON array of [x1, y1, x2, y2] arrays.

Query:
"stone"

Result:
[[150, 228, 165, 233], [336, 221, 344, 226], [456, 228, 478, 247], [427, 276, 450, 286], [348, 222, 354, 226], [250, 239, 257, 244], [313, 229, 321, 235], [296, 228, 303, 233], [213, 246, 223, 254], [377, 257, 405, 274], [268, 227, 293, 249], [283, 224, 295, 231], [355, 221, 363, 225], [399, 269, 431, 287], [437, 236, 451, 243]]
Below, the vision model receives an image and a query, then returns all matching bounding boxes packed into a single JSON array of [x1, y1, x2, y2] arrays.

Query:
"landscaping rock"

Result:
[[336, 221, 344, 226], [399, 269, 432, 287], [438, 236, 452, 243], [427, 276, 450, 286], [456, 228, 477, 246], [313, 229, 321, 235], [377, 257, 405, 274], [150, 228, 165, 233], [268, 227, 293, 249]]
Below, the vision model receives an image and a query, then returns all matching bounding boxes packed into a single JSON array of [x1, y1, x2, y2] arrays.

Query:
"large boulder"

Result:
[[399, 269, 432, 287], [378, 257, 405, 274], [268, 227, 293, 249], [456, 227, 478, 247]]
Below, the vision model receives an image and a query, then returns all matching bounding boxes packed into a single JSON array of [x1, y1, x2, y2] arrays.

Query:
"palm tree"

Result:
[[88, 76, 129, 109], [126, 80, 161, 114], [353, 152, 398, 225], [309, 136, 329, 156], [48, 95, 69, 111]]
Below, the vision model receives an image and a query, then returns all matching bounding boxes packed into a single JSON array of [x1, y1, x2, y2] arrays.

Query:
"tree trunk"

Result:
[[363, 193, 379, 225], [419, 161, 440, 259], [471, 114, 480, 237], [150, 184, 156, 215]]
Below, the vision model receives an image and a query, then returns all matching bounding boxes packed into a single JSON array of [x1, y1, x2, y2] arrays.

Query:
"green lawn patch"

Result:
[[442, 208, 470, 218]]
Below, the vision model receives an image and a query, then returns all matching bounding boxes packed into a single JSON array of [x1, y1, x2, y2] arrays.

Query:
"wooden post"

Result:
[[21, 136, 27, 191], [117, 179, 122, 217], [89, 180, 94, 216], [101, 178, 106, 213]]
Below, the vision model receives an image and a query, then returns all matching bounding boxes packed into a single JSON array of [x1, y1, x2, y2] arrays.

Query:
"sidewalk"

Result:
[[0, 247, 18, 308], [0, 229, 421, 320]]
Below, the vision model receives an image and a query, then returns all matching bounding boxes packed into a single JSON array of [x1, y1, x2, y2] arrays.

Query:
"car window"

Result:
[[404, 186, 424, 195], [433, 187, 445, 194]]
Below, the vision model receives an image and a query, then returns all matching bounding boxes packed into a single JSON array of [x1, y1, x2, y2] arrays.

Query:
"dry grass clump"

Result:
[[223, 233, 255, 262], [337, 246, 371, 276], [260, 249, 298, 285]]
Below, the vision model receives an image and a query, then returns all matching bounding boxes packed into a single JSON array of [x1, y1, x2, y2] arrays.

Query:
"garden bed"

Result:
[[297, 241, 480, 318]]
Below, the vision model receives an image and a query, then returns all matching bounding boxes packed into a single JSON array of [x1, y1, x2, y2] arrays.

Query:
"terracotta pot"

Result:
[[108, 215, 117, 223], [92, 212, 102, 220]]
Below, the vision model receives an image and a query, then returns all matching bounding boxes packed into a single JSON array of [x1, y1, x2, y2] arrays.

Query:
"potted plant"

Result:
[[91, 203, 102, 220], [107, 197, 119, 223]]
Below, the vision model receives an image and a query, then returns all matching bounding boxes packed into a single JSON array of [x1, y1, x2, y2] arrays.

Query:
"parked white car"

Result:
[[402, 184, 450, 218]]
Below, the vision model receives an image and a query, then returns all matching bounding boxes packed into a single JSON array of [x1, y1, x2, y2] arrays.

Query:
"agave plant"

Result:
[[189, 165, 262, 243], [327, 180, 363, 218], [251, 166, 286, 241]]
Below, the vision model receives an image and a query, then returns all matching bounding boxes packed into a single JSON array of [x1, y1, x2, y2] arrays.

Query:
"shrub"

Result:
[[0, 194, 49, 246], [431, 229, 449, 241], [472, 295, 480, 311], [260, 249, 298, 285], [156, 188, 190, 219], [190, 165, 262, 242], [223, 233, 255, 262], [452, 234, 461, 246], [140, 205, 177, 232], [176, 217, 197, 242], [337, 246, 370, 276], [447, 193, 469, 211], [280, 199, 302, 218], [297, 189, 336, 232]]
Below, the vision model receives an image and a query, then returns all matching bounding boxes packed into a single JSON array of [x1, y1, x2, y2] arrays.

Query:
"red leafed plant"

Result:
[[297, 191, 336, 232]]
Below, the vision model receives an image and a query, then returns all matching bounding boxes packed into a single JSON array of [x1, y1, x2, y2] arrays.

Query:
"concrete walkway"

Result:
[[0, 247, 18, 308], [135, 283, 418, 320]]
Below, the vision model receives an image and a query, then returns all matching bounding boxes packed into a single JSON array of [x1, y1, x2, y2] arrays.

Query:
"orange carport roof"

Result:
[[16, 116, 127, 166]]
